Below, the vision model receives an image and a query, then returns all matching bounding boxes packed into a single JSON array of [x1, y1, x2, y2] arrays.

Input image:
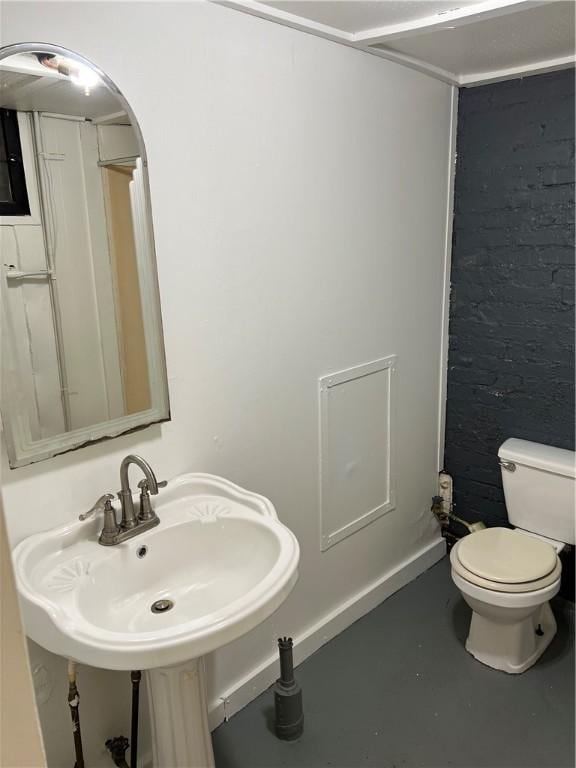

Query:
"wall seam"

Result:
[[437, 84, 459, 473]]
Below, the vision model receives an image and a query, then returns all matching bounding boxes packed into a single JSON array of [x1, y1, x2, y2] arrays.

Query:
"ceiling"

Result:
[[216, 0, 576, 86], [0, 53, 130, 123], [268, 0, 482, 34]]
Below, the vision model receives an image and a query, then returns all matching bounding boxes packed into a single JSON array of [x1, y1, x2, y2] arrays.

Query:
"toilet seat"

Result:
[[450, 528, 562, 593], [459, 527, 557, 582]]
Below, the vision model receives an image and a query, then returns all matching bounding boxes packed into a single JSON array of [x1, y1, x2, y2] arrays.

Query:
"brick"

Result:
[[453, 282, 564, 306], [562, 286, 575, 306], [552, 266, 575, 286], [516, 225, 574, 246], [535, 246, 575, 265], [541, 166, 575, 186], [511, 140, 574, 166], [541, 115, 575, 142], [446, 70, 575, 527], [450, 366, 497, 386]]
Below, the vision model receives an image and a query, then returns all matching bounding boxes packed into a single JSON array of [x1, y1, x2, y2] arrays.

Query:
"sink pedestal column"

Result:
[[146, 657, 215, 768]]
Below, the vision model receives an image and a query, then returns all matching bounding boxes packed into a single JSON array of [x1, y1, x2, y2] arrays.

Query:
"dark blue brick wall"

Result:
[[444, 70, 575, 540]]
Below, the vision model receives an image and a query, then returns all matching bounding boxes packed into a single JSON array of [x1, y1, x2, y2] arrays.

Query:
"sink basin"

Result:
[[13, 473, 300, 671], [14, 473, 299, 767]]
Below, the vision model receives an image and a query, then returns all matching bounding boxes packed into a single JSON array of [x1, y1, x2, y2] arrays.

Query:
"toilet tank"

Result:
[[499, 438, 576, 545]]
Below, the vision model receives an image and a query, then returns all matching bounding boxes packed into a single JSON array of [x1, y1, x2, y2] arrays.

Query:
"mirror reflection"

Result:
[[0, 47, 169, 468]]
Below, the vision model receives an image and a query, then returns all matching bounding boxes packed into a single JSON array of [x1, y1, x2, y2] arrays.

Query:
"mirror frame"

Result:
[[0, 43, 170, 468]]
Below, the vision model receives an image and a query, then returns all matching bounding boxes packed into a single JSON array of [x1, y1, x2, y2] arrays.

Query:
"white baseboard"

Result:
[[208, 537, 446, 730]]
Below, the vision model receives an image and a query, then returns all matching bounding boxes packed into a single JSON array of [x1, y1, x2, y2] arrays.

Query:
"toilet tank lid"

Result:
[[499, 439, 576, 479]]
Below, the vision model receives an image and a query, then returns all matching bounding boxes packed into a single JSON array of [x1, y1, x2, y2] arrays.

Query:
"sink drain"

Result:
[[151, 599, 174, 614]]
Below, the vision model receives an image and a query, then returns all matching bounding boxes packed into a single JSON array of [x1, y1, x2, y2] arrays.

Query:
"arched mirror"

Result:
[[0, 44, 170, 468]]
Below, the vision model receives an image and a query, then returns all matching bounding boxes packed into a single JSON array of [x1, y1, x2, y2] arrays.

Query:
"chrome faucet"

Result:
[[80, 454, 166, 545], [118, 455, 160, 529]]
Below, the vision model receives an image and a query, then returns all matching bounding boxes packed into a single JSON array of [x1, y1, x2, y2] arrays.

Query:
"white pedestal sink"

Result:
[[147, 658, 215, 767], [13, 474, 300, 767]]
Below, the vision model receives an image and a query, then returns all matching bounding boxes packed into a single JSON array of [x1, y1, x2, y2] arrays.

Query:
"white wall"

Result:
[[0, 492, 47, 768], [0, 2, 455, 766]]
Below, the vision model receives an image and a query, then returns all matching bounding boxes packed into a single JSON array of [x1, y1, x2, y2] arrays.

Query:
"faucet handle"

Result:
[[79, 493, 116, 521], [137, 480, 166, 522], [137, 479, 168, 494]]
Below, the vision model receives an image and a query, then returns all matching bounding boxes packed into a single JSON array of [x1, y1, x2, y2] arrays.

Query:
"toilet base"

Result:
[[465, 600, 557, 674]]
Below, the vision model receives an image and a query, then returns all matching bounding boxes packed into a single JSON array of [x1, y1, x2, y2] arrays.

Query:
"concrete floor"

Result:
[[213, 557, 575, 768]]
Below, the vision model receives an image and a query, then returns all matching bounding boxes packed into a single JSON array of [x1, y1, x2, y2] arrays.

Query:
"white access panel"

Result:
[[320, 356, 397, 551]]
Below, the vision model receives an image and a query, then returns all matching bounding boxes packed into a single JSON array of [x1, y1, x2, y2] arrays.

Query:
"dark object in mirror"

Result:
[[0, 108, 30, 215]]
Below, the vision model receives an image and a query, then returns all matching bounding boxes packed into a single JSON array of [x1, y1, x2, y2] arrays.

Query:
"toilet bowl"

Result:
[[450, 438, 575, 674], [450, 528, 562, 673]]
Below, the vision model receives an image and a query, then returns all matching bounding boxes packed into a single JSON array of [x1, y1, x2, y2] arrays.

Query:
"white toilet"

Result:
[[450, 438, 575, 674]]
